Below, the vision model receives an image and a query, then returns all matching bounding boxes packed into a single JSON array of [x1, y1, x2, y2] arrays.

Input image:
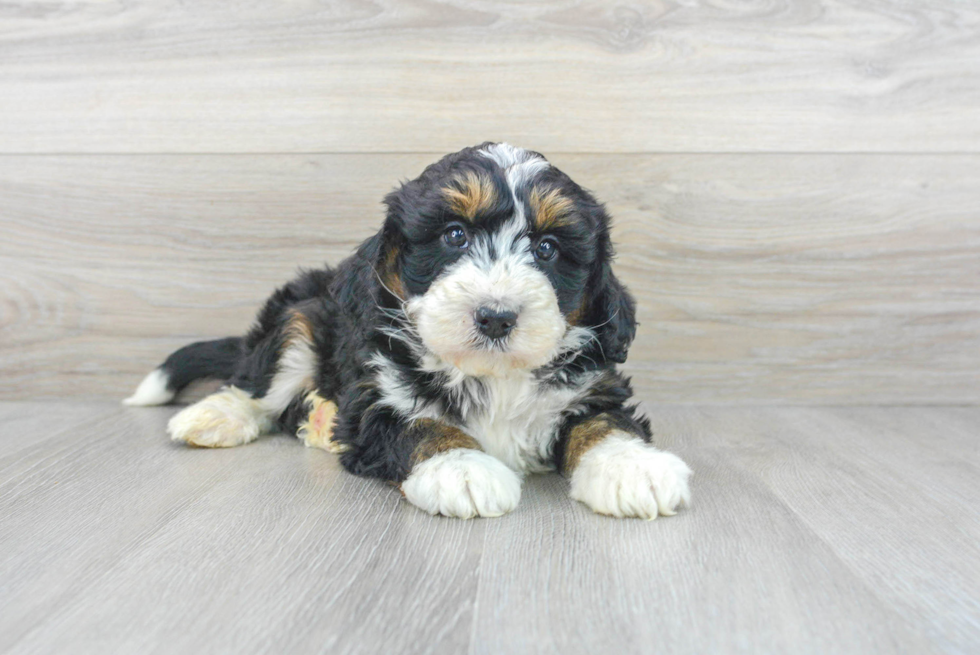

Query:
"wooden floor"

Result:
[[1, 402, 977, 654]]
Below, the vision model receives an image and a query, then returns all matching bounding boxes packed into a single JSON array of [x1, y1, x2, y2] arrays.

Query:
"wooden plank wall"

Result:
[[1, 0, 978, 403]]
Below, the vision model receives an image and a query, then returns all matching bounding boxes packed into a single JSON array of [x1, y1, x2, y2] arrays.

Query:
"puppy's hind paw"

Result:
[[167, 387, 270, 448], [570, 431, 692, 519], [401, 449, 522, 519]]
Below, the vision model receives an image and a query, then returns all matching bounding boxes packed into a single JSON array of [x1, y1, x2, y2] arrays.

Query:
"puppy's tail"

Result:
[[123, 337, 243, 406]]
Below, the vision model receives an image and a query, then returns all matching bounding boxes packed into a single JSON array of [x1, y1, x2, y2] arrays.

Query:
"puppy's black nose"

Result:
[[475, 307, 518, 340]]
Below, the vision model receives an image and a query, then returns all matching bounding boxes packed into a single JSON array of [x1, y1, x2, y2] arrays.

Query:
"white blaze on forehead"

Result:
[[478, 143, 550, 196], [477, 144, 550, 263], [473, 143, 551, 264], [468, 214, 532, 271]]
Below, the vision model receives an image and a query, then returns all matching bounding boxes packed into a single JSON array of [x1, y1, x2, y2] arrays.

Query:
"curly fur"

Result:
[[126, 142, 692, 519]]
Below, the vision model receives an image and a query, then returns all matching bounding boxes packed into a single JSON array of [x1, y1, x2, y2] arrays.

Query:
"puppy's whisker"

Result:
[[581, 329, 606, 361], [369, 264, 410, 313], [591, 308, 620, 331]]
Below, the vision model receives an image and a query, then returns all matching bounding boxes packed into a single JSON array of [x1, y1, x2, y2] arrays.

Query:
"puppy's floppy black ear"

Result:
[[569, 194, 638, 364], [589, 262, 637, 364], [369, 187, 413, 301]]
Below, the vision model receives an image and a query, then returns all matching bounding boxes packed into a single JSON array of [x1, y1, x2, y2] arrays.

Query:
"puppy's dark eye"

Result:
[[443, 226, 468, 249], [534, 238, 558, 262]]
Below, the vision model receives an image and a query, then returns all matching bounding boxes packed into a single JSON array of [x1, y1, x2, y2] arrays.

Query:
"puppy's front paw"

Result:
[[570, 432, 692, 519], [401, 449, 522, 519]]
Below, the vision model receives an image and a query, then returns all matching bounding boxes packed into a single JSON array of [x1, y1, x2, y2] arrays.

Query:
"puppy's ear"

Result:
[[373, 189, 410, 301], [575, 198, 637, 364], [588, 261, 637, 364]]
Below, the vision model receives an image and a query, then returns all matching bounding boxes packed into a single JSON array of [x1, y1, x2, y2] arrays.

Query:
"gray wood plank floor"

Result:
[[1, 403, 976, 654]]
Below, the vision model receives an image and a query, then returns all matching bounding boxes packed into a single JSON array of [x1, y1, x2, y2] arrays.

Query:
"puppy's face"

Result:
[[380, 143, 635, 377]]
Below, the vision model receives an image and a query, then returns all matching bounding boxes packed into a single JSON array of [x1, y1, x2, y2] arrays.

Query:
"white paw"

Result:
[[401, 449, 522, 519], [167, 387, 271, 448], [570, 431, 692, 519]]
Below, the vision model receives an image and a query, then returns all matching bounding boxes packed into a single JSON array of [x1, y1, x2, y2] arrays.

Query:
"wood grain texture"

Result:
[[0, 400, 114, 459], [0, 406, 484, 654], [2, 0, 980, 153], [1, 153, 977, 403], [0, 402, 977, 654], [645, 406, 980, 654]]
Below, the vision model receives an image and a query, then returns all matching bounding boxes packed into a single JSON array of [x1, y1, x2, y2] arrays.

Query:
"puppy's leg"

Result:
[[401, 419, 521, 519], [558, 412, 692, 519], [294, 391, 345, 452], [335, 405, 521, 519], [168, 386, 273, 448], [170, 309, 321, 448]]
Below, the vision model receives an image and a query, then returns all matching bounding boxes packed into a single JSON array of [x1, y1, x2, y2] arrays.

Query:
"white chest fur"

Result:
[[454, 372, 594, 473], [371, 354, 597, 473]]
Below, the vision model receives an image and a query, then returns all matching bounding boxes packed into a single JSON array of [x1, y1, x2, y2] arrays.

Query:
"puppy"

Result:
[[125, 143, 692, 519]]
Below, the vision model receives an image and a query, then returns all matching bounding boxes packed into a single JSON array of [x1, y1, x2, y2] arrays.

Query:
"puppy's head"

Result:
[[378, 143, 635, 377]]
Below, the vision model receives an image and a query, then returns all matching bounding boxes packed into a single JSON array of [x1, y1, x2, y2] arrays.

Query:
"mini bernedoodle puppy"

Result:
[[125, 143, 692, 520]]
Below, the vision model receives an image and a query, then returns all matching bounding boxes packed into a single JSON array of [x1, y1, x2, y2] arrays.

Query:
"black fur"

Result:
[[160, 337, 242, 396], [153, 143, 647, 484]]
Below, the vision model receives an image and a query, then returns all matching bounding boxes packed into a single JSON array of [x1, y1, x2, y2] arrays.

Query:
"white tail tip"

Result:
[[123, 368, 175, 406]]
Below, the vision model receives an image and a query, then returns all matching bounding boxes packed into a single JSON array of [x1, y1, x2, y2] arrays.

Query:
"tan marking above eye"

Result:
[[529, 186, 575, 230], [441, 171, 497, 221]]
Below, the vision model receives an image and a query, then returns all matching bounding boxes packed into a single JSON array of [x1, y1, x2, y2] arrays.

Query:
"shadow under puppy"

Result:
[[125, 142, 692, 519]]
